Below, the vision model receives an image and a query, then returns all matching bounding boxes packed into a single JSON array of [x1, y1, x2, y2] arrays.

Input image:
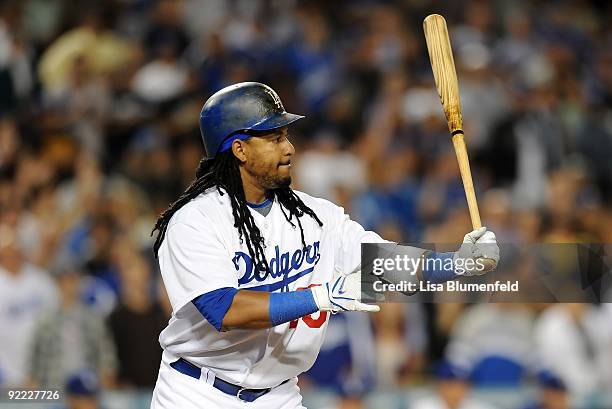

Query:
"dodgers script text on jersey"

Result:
[[234, 242, 321, 292]]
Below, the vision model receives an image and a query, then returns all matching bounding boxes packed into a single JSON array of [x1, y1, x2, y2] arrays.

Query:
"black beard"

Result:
[[255, 173, 292, 189]]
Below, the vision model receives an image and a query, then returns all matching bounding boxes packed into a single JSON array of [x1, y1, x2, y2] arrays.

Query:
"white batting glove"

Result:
[[453, 227, 500, 276], [311, 269, 380, 313]]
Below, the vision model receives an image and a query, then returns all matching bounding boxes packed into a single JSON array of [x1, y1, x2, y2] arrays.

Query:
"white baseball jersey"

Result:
[[0, 263, 58, 386], [157, 187, 384, 388]]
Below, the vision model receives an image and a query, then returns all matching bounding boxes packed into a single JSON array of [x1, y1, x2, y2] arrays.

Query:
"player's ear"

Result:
[[232, 140, 247, 163]]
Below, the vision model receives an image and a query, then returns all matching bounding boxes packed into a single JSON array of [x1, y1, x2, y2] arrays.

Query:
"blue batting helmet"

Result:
[[199, 82, 304, 158]]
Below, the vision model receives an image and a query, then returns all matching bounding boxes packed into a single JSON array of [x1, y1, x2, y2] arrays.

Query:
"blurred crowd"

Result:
[[0, 0, 611, 408]]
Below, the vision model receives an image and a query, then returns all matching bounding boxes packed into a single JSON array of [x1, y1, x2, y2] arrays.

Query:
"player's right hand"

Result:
[[311, 268, 380, 313]]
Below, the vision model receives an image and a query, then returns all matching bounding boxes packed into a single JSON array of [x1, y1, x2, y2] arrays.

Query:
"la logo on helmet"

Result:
[[265, 88, 284, 110]]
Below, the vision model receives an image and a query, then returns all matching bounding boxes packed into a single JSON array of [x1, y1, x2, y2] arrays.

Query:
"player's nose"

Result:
[[283, 138, 295, 157]]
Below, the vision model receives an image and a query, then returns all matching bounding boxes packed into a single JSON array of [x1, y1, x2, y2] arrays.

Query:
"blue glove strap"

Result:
[[421, 252, 456, 283], [269, 289, 319, 326]]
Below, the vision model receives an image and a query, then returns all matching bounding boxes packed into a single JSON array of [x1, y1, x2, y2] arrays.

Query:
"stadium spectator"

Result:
[[294, 130, 367, 202], [28, 260, 117, 388], [42, 55, 111, 156], [411, 360, 496, 409], [131, 37, 191, 104], [446, 304, 534, 387], [533, 304, 612, 394], [0, 2, 33, 113], [108, 249, 167, 388], [38, 6, 135, 92], [302, 313, 376, 409], [0, 218, 58, 387]]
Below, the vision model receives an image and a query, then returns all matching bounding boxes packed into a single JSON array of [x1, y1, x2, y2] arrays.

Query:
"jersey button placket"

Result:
[[263, 221, 272, 247]]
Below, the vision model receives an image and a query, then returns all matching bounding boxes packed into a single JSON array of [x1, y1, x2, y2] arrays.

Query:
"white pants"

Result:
[[151, 358, 306, 409]]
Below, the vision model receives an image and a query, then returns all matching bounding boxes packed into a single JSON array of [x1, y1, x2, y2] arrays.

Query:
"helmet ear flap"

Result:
[[199, 82, 304, 158]]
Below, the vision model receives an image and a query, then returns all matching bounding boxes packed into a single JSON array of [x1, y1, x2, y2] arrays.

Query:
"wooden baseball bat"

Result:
[[423, 14, 482, 230]]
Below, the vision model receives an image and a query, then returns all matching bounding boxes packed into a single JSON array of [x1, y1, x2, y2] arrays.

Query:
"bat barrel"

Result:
[[423, 14, 464, 135]]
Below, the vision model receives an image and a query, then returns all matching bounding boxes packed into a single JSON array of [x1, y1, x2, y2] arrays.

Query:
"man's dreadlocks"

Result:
[[151, 150, 323, 274]]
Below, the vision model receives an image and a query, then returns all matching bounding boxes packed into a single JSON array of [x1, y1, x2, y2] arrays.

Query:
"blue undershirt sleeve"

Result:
[[192, 287, 238, 332], [421, 252, 457, 284]]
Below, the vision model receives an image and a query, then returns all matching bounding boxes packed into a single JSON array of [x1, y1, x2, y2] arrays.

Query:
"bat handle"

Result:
[[451, 133, 482, 230]]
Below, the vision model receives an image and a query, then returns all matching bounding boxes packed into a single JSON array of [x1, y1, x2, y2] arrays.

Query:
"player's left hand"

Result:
[[453, 227, 500, 276], [311, 268, 380, 313]]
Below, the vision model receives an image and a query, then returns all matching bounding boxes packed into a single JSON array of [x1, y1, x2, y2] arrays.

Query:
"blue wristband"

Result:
[[421, 252, 456, 283], [269, 289, 319, 326]]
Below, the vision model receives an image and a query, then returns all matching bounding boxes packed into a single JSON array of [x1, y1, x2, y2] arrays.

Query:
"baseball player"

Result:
[[149, 82, 499, 409]]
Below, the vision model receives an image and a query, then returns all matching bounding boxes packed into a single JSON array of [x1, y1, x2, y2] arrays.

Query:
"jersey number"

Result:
[[289, 285, 328, 329]]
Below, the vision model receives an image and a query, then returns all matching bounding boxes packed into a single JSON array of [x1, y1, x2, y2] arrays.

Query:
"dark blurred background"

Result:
[[0, 0, 611, 408]]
